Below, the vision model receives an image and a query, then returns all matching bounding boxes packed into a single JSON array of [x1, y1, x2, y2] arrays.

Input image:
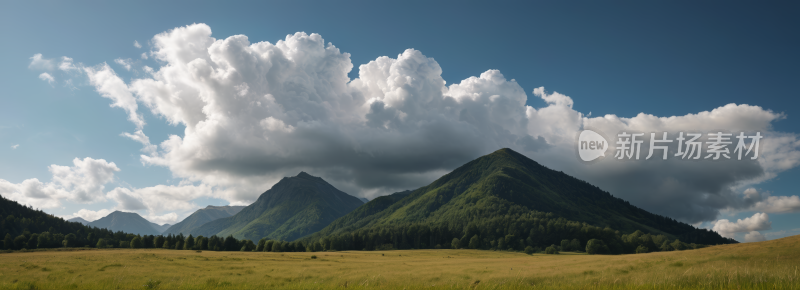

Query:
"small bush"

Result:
[[545, 245, 559, 255], [311, 255, 317, 259], [524, 246, 534, 255]]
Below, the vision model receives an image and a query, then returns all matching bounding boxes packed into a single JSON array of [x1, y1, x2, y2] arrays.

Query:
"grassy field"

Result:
[[1, 235, 798, 290]]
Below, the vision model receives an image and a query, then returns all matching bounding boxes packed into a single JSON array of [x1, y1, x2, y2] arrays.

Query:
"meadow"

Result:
[[1, 235, 798, 290]]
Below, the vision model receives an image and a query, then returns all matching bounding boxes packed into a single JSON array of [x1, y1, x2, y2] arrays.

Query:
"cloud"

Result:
[[48, 157, 120, 203], [106, 187, 147, 210], [29, 53, 54, 71], [0, 157, 120, 209], [712, 212, 772, 238], [114, 58, 132, 71], [744, 231, 766, 243], [0, 178, 66, 209], [750, 194, 800, 213], [121, 130, 157, 155], [71, 23, 800, 224], [145, 212, 178, 225], [38, 72, 54, 84], [11, 144, 19, 150], [141, 52, 148, 60], [84, 63, 145, 129], [134, 40, 142, 49], [58, 57, 79, 72]]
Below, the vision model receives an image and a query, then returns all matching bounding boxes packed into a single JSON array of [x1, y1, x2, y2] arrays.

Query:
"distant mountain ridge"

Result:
[[68, 217, 89, 225], [87, 211, 169, 236], [190, 172, 364, 241], [163, 205, 245, 235]]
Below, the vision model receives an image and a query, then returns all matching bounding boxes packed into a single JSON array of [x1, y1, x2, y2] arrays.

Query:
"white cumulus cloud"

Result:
[[29, 53, 55, 71], [84, 63, 145, 129], [744, 231, 767, 242], [134, 40, 142, 49], [113, 58, 132, 71], [0, 157, 119, 208], [712, 212, 772, 238], [38, 72, 54, 84]]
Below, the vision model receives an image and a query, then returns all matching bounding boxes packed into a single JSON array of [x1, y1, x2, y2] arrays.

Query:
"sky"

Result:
[[1, 0, 798, 242]]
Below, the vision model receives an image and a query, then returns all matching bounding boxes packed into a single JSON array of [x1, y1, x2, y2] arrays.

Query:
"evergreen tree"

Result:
[[184, 235, 195, 250], [154, 236, 164, 249]]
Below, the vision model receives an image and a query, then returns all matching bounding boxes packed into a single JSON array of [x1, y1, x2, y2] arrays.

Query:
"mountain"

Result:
[[307, 148, 734, 248], [163, 205, 245, 235], [358, 197, 370, 203], [190, 172, 364, 242], [88, 211, 162, 236], [68, 217, 90, 225]]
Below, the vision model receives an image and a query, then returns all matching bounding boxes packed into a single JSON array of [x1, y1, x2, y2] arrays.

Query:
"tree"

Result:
[[570, 239, 581, 252], [154, 236, 164, 249], [660, 240, 672, 251], [97, 238, 108, 248], [670, 239, 687, 251], [635, 245, 649, 254], [271, 240, 282, 252], [163, 240, 170, 249], [14, 235, 27, 250], [131, 237, 143, 249], [38, 232, 51, 249], [560, 239, 571, 251], [120, 241, 130, 248], [451, 238, 460, 249], [175, 240, 183, 250], [62, 233, 76, 248], [28, 234, 39, 249], [3, 233, 13, 250], [224, 236, 238, 251], [468, 235, 480, 249], [196, 236, 207, 250], [585, 239, 609, 255], [545, 244, 559, 254], [184, 235, 195, 250], [256, 238, 266, 251]]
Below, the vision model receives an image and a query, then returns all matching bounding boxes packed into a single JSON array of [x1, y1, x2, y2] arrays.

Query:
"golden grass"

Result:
[[1, 235, 798, 289]]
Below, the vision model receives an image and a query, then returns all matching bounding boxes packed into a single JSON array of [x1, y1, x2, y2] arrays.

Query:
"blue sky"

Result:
[[1, 1, 798, 242]]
